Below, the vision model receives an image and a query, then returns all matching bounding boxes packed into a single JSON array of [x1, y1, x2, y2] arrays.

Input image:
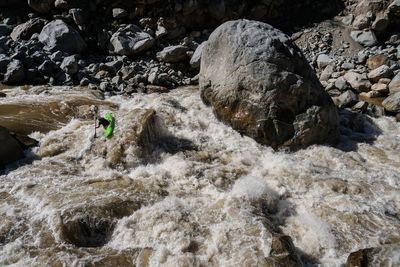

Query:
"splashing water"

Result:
[[0, 86, 399, 266]]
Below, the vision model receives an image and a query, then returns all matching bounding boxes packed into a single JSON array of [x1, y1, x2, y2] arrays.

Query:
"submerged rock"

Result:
[[200, 20, 339, 150], [0, 126, 24, 167], [346, 244, 400, 267]]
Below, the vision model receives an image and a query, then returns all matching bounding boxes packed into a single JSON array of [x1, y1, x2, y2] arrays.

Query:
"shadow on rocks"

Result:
[[335, 109, 383, 152]]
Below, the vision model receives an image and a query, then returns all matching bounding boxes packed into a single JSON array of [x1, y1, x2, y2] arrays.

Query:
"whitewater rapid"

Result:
[[0, 86, 399, 266]]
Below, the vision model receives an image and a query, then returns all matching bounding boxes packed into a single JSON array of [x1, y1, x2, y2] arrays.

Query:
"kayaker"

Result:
[[96, 112, 115, 138]]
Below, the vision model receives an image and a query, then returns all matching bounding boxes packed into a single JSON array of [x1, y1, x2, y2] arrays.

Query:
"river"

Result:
[[0, 85, 399, 266]]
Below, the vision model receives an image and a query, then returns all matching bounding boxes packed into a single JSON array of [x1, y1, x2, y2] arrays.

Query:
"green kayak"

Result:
[[103, 113, 115, 138]]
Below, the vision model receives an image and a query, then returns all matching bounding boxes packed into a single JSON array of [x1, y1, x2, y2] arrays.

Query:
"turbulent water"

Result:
[[0, 86, 399, 266]]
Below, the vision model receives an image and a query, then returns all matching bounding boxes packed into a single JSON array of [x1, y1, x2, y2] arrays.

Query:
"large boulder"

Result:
[[200, 20, 339, 150], [0, 126, 24, 167], [10, 18, 47, 41], [109, 25, 155, 56], [3, 59, 25, 85], [39, 20, 86, 54]]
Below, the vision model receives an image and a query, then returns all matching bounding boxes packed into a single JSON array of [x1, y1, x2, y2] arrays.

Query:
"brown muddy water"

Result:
[[0, 85, 399, 266]]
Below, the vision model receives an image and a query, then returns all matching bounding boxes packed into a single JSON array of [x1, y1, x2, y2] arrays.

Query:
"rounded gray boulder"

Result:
[[200, 20, 339, 150], [39, 20, 87, 55]]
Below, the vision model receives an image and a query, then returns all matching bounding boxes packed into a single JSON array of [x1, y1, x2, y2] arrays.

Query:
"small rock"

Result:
[[157, 45, 189, 63], [54, 0, 68, 9], [342, 14, 354, 26], [352, 101, 368, 112], [337, 90, 358, 108], [80, 77, 90, 86], [38, 60, 59, 75], [389, 72, 400, 94], [350, 30, 378, 47], [60, 55, 79, 75], [317, 54, 334, 69], [382, 92, 400, 113], [112, 8, 128, 19], [371, 83, 389, 95], [109, 25, 155, 56], [335, 76, 349, 91], [367, 55, 389, 70], [155, 25, 168, 39], [344, 71, 372, 92], [320, 64, 335, 81], [367, 65, 393, 83]]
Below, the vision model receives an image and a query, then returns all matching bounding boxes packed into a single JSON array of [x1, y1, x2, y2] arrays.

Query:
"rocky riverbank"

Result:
[[1, 0, 400, 119]]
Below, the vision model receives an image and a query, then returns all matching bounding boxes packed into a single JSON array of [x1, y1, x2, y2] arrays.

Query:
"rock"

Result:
[[367, 55, 389, 70], [346, 244, 400, 267], [388, 0, 400, 18], [0, 126, 24, 167], [267, 235, 303, 266], [0, 55, 11, 73], [112, 8, 128, 19], [367, 65, 393, 83], [337, 90, 358, 108], [371, 83, 389, 95], [352, 14, 371, 30], [341, 62, 355, 70], [335, 76, 349, 91], [54, 0, 68, 9], [382, 92, 400, 113], [352, 101, 369, 112], [200, 20, 339, 150], [389, 73, 400, 94], [69, 8, 85, 28], [10, 18, 46, 41], [317, 54, 334, 69], [350, 30, 378, 47], [360, 90, 381, 98], [155, 25, 168, 39], [0, 24, 12, 36], [0, 92, 6, 97], [60, 55, 79, 75], [371, 13, 389, 34], [109, 25, 155, 56], [342, 14, 354, 26], [80, 77, 90, 86], [38, 60, 59, 75], [344, 71, 372, 92], [3, 59, 25, 85], [157, 45, 189, 63], [190, 41, 206, 69], [320, 64, 335, 81], [28, 0, 53, 13], [39, 20, 87, 55]]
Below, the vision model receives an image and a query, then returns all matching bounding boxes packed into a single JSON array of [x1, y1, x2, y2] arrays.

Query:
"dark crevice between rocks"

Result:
[[60, 200, 141, 248], [61, 215, 115, 248]]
